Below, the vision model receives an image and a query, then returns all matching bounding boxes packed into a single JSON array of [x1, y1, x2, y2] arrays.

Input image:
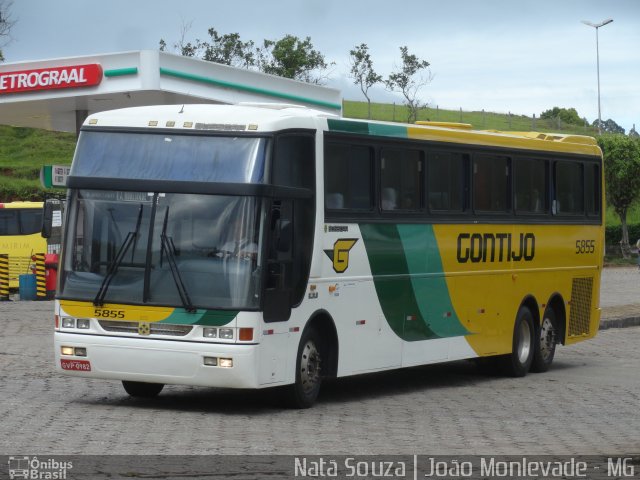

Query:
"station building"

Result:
[[0, 50, 342, 133]]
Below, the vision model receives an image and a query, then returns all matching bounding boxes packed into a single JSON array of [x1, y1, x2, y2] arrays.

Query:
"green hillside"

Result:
[[342, 100, 600, 136], [0, 125, 75, 201]]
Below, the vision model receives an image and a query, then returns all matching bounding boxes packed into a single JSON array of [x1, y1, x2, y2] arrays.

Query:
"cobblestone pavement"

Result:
[[600, 266, 640, 324], [0, 268, 638, 457]]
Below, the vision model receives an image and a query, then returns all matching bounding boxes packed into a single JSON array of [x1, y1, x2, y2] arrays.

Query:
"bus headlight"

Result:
[[61, 317, 75, 328], [203, 327, 217, 338], [76, 319, 90, 329], [219, 328, 234, 340]]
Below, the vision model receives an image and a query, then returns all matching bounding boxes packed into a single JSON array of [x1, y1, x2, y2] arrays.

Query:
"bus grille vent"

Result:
[[568, 277, 593, 337], [99, 320, 193, 337]]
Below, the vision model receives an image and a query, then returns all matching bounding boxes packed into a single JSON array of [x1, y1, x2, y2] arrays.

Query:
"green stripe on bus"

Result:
[[368, 123, 407, 137], [396, 224, 469, 337], [360, 223, 439, 341], [327, 118, 370, 134], [161, 309, 238, 326], [327, 118, 408, 138]]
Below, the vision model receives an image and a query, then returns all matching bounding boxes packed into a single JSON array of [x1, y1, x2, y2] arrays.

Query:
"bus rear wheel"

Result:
[[499, 306, 535, 377], [530, 308, 557, 373], [122, 380, 164, 398], [286, 327, 323, 409]]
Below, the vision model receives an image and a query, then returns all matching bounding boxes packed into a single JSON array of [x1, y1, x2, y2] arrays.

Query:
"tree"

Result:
[[159, 20, 206, 58], [349, 44, 382, 119], [629, 125, 639, 138], [598, 135, 640, 257], [385, 46, 431, 123], [594, 118, 625, 135], [201, 28, 256, 68], [0, 0, 16, 62], [540, 107, 584, 126], [258, 34, 330, 84]]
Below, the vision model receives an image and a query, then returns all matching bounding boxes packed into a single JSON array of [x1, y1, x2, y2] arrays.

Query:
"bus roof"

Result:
[[84, 104, 602, 157], [84, 103, 335, 133], [327, 118, 602, 157]]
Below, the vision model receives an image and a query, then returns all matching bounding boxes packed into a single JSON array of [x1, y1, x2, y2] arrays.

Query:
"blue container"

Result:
[[19, 274, 37, 301]]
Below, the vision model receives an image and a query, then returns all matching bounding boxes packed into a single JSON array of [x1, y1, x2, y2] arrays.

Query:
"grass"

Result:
[[342, 100, 600, 136], [0, 125, 75, 202], [605, 204, 640, 227]]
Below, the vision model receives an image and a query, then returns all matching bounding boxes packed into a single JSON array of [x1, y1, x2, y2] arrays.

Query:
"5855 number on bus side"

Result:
[[575, 239, 596, 254]]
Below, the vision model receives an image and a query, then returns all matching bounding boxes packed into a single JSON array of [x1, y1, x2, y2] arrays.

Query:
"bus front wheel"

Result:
[[286, 327, 323, 408], [530, 308, 557, 373], [500, 306, 535, 377], [122, 380, 164, 398]]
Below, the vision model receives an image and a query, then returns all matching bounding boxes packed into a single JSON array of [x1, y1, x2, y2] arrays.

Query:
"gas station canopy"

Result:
[[0, 50, 342, 133]]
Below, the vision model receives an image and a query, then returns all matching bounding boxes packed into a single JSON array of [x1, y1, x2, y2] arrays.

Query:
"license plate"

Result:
[[61, 359, 91, 371]]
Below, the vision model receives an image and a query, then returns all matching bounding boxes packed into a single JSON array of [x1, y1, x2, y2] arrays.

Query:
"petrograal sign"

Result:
[[0, 63, 103, 94]]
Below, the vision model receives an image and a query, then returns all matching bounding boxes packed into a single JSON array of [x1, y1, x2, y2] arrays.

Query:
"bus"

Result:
[[54, 104, 604, 408], [0, 201, 47, 289]]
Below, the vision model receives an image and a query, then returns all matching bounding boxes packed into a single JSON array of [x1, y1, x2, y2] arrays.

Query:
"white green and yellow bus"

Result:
[[54, 104, 603, 407], [0, 201, 46, 289]]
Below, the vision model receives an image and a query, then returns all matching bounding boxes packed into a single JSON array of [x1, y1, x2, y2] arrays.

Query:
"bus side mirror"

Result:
[[41, 202, 54, 238]]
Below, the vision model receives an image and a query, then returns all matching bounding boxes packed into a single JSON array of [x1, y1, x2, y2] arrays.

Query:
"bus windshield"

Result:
[[60, 190, 264, 310], [71, 131, 268, 183]]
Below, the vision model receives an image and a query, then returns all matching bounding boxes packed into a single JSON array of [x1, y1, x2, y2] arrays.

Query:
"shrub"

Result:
[[606, 224, 640, 246]]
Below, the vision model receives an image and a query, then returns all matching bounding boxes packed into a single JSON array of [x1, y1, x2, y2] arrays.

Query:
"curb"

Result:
[[599, 316, 640, 330]]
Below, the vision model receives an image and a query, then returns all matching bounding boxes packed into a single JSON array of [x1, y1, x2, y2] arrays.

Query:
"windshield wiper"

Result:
[[160, 207, 196, 313], [93, 204, 144, 307]]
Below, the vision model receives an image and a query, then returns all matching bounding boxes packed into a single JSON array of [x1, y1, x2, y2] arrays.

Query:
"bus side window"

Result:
[[585, 163, 601, 216], [514, 158, 548, 215], [473, 154, 510, 213], [380, 147, 423, 212], [554, 161, 584, 215], [427, 151, 466, 212], [324, 142, 373, 211]]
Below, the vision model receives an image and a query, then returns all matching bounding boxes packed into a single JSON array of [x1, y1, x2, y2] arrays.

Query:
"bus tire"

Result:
[[500, 306, 535, 377], [286, 326, 323, 408], [530, 307, 557, 373], [122, 380, 164, 398]]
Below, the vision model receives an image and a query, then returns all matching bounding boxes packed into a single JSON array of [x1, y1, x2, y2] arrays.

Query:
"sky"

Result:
[[3, 0, 639, 133]]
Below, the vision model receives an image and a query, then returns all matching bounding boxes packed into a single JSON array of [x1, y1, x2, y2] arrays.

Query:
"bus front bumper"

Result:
[[54, 332, 261, 389]]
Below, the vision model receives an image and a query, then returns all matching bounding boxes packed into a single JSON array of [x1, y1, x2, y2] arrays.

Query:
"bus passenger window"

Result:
[[514, 158, 548, 214], [585, 163, 600, 216], [473, 154, 510, 213], [554, 161, 584, 215], [380, 148, 423, 212], [428, 152, 465, 212], [324, 143, 373, 211]]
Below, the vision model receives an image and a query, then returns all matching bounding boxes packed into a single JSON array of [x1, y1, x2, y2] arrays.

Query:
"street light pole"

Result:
[[582, 18, 613, 135]]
